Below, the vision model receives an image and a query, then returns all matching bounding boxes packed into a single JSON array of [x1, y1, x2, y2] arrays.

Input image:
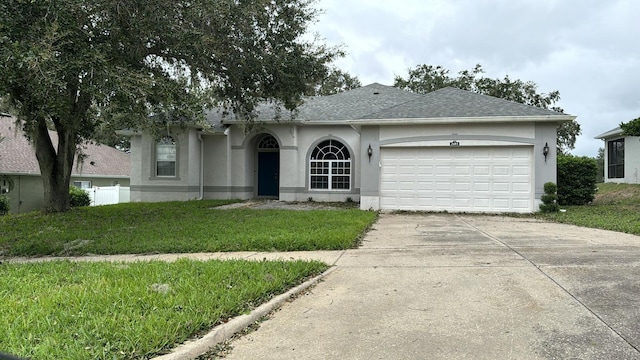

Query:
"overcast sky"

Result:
[[309, 0, 640, 157]]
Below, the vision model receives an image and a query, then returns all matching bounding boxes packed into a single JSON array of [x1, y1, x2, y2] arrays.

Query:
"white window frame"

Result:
[[156, 136, 177, 177], [73, 181, 92, 189], [309, 139, 351, 191]]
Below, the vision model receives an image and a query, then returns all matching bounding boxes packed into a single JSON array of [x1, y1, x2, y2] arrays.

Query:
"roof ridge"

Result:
[[424, 86, 566, 114]]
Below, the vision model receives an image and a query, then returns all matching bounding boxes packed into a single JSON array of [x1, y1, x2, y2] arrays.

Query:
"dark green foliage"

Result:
[[620, 117, 640, 136], [539, 182, 559, 213], [557, 155, 597, 205], [0, 0, 339, 212], [0, 195, 9, 215], [544, 182, 558, 194], [311, 68, 362, 96], [69, 186, 90, 208]]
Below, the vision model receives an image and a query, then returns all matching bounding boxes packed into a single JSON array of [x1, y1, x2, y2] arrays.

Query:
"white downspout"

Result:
[[197, 131, 204, 200]]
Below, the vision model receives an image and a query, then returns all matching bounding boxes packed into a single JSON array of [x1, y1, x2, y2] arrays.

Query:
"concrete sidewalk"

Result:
[[220, 214, 640, 360], [5, 250, 345, 266]]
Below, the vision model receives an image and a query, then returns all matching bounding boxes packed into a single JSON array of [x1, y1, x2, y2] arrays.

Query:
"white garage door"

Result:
[[380, 147, 533, 213]]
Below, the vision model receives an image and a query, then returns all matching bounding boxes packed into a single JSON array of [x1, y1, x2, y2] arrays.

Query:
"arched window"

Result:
[[257, 134, 279, 150], [310, 139, 351, 190], [156, 136, 176, 177]]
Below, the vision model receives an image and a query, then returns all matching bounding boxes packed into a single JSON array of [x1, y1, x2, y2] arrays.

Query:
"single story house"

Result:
[[0, 115, 131, 213], [595, 127, 640, 184], [124, 83, 575, 213]]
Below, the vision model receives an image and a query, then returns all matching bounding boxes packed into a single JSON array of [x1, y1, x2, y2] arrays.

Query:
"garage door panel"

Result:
[[493, 166, 510, 175], [492, 182, 510, 192], [380, 147, 533, 213], [512, 182, 531, 193], [435, 181, 452, 192], [492, 198, 511, 210], [474, 182, 490, 192], [454, 182, 472, 192], [474, 166, 490, 176], [512, 199, 531, 210], [436, 165, 452, 176], [454, 165, 471, 175], [513, 165, 530, 175]]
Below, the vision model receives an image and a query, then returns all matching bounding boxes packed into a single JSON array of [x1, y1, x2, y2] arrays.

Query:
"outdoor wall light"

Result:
[[367, 144, 373, 162], [543, 142, 550, 162]]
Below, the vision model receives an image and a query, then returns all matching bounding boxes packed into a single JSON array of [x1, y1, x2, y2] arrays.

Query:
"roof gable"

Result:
[[0, 116, 130, 177]]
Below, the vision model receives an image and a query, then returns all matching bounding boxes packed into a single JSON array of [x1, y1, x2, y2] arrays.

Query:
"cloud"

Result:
[[310, 0, 640, 156]]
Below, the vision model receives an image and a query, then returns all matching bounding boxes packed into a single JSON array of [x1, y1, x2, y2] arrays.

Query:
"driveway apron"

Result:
[[222, 214, 640, 360]]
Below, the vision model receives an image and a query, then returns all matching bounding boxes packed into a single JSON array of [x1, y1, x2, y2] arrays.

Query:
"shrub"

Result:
[[0, 195, 9, 215], [557, 155, 597, 205], [69, 186, 91, 207], [539, 182, 559, 213]]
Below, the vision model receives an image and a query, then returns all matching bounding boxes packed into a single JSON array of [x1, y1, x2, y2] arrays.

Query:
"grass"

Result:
[[0, 259, 328, 360], [0, 200, 379, 257], [537, 183, 640, 235], [0, 200, 375, 359]]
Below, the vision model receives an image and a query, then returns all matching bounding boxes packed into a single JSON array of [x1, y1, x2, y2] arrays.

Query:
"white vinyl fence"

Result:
[[86, 185, 130, 206]]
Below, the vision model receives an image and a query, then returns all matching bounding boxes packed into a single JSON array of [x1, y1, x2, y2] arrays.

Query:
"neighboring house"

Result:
[[124, 84, 575, 213], [595, 127, 640, 184], [0, 116, 131, 213]]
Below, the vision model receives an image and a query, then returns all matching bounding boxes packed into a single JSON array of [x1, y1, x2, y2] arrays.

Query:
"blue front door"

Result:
[[258, 152, 279, 197]]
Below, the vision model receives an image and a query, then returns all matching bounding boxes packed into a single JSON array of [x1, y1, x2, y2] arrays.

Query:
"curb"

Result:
[[153, 266, 338, 360]]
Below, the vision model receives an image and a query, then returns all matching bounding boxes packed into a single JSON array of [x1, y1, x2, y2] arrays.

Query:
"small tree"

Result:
[[539, 182, 559, 213], [557, 155, 597, 205]]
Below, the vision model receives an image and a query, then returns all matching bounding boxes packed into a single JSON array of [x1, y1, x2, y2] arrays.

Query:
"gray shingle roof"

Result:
[[209, 83, 570, 124], [0, 116, 130, 177], [368, 87, 565, 119]]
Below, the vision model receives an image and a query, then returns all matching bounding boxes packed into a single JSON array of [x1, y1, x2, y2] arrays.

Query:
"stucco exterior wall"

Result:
[[130, 129, 200, 203], [220, 124, 361, 202], [379, 123, 536, 142], [128, 120, 560, 210]]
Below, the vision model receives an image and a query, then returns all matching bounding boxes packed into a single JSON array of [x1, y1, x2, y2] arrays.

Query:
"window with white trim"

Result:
[[73, 181, 92, 189], [310, 139, 351, 190], [156, 136, 177, 177], [608, 138, 624, 179]]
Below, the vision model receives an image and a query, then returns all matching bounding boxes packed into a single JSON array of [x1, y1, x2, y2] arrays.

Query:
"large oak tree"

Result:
[[394, 64, 581, 153], [0, 0, 339, 212]]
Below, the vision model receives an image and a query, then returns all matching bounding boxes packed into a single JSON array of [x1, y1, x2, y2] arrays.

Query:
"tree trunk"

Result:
[[32, 117, 76, 212]]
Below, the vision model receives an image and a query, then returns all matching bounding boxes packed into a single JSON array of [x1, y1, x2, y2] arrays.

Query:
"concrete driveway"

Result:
[[221, 213, 640, 359]]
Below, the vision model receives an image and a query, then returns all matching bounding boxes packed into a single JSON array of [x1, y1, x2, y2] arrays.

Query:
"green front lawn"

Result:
[[537, 183, 640, 235], [0, 200, 378, 257], [0, 200, 375, 359], [0, 259, 328, 360]]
